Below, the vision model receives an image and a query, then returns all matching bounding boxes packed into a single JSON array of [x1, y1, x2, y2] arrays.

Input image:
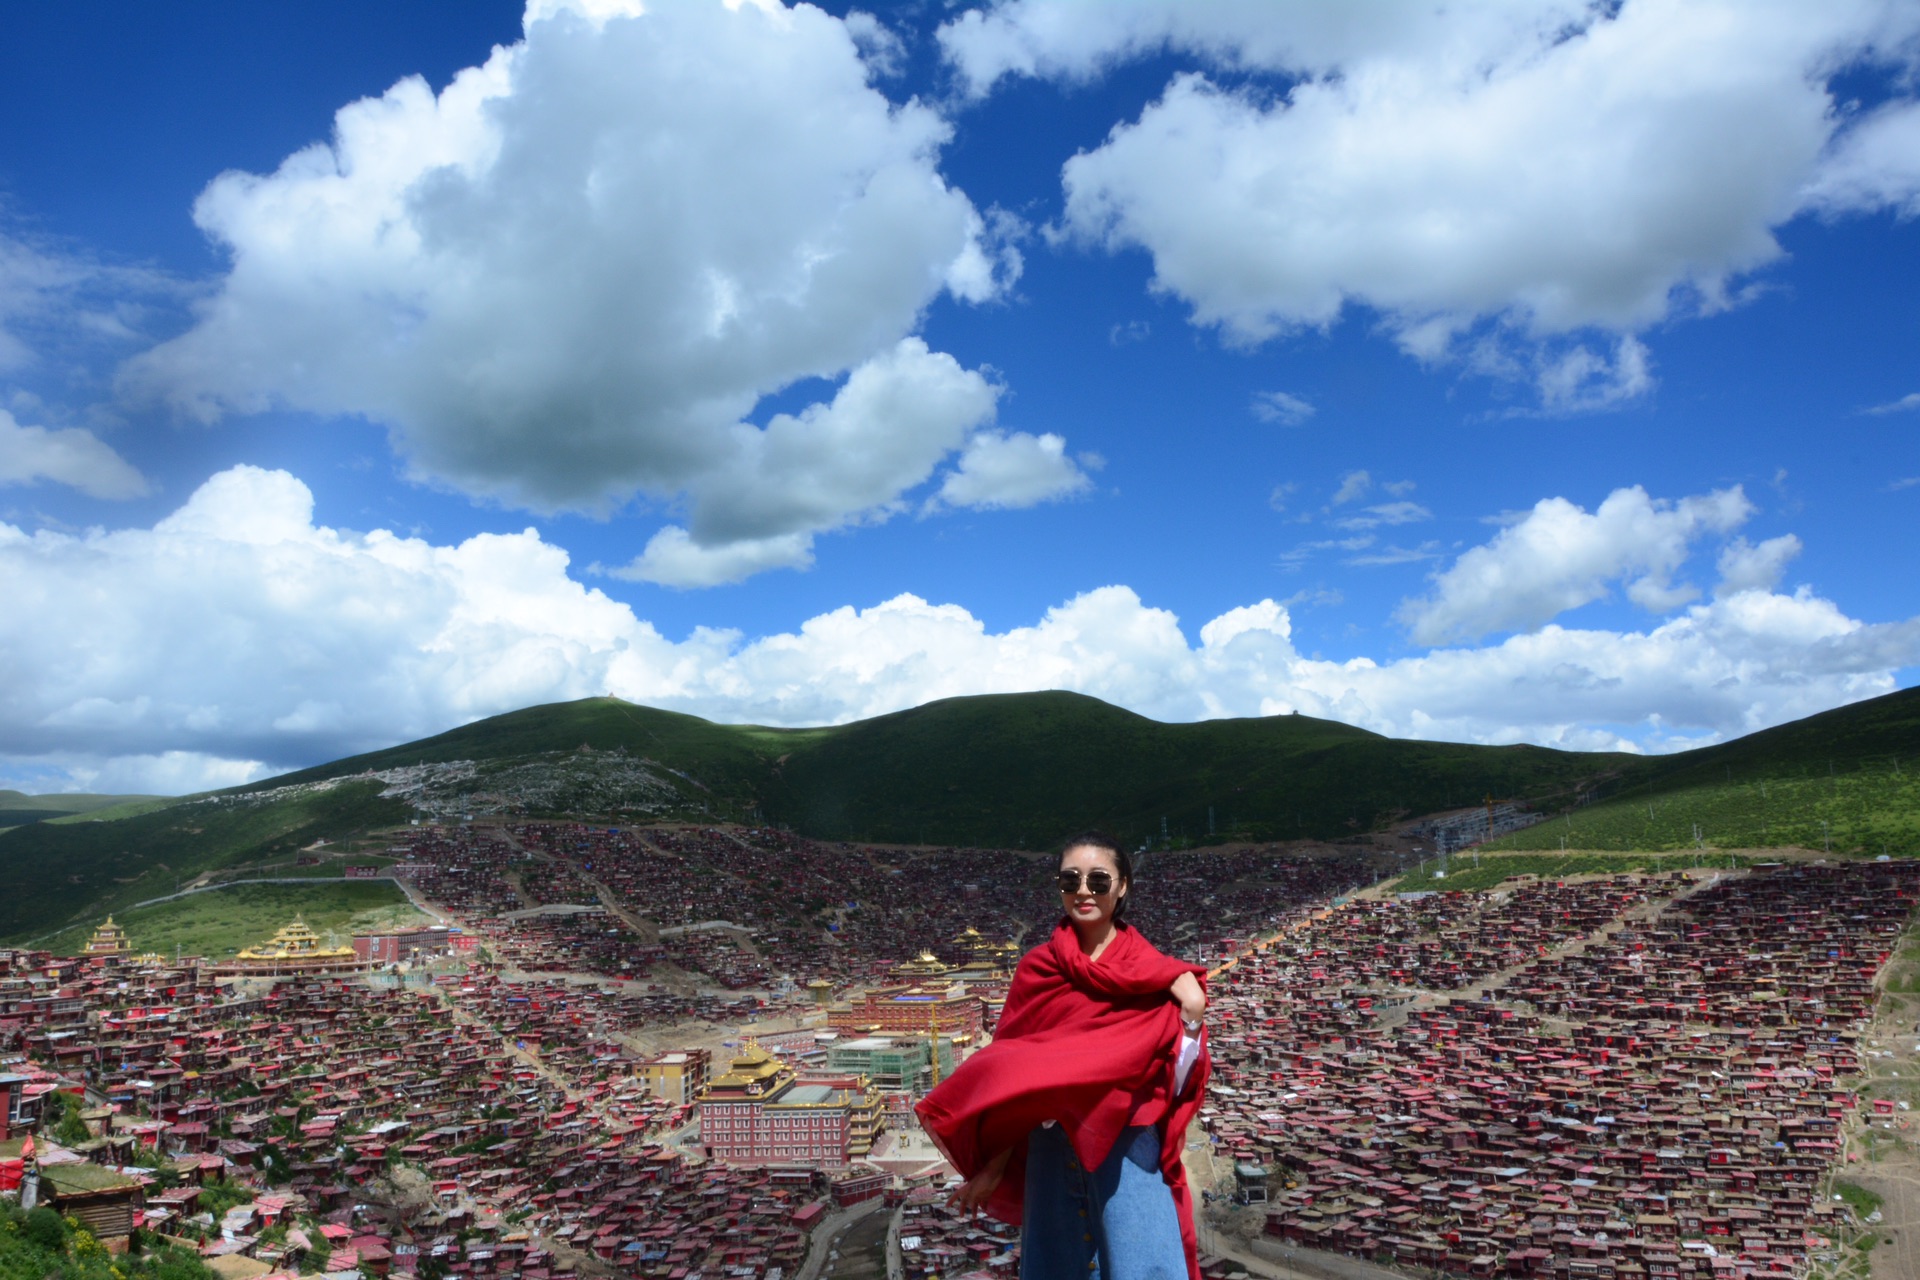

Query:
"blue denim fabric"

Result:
[[1020, 1123, 1188, 1280]]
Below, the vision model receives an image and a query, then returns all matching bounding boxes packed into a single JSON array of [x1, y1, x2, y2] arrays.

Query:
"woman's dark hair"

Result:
[[1059, 828, 1133, 918]]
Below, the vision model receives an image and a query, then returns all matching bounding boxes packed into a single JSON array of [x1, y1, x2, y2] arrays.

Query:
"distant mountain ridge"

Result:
[[3, 684, 1917, 944], [265, 690, 1630, 843], [0, 789, 158, 833], [273, 684, 1920, 836]]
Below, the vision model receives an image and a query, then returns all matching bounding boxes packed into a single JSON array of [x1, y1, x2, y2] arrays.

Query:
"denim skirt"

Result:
[[1020, 1122, 1188, 1280]]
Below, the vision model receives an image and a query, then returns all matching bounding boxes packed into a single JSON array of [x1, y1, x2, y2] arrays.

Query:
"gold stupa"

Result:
[[84, 917, 132, 957]]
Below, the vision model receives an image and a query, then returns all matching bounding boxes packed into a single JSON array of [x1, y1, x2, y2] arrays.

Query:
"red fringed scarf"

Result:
[[915, 919, 1211, 1280]]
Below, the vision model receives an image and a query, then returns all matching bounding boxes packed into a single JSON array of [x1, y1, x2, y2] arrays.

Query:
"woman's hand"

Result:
[[951, 1145, 1014, 1215], [1170, 971, 1207, 1024]]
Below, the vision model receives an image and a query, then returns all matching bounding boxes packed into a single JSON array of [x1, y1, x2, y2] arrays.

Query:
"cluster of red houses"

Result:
[[393, 829, 767, 991], [0, 945, 872, 1276], [897, 1182, 1020, 1278], [1201, 863, 1916, 1279], [9, 816, 1907, 1280], [403, 821, 1382, 988]]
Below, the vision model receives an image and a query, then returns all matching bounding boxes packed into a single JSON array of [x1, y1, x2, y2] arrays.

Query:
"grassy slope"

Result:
[[0, 781, 407, 943], [45, 795, 183, 824], [38, 879, 426, 958], [0, 789, 159, 830], [0, 789, 156, 814], [266, 695, 810, 798], [1488, 685, 1920, 854], [1489, 765, 1920, 853]]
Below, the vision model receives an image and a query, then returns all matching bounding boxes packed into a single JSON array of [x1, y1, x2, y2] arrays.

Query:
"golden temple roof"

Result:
[[236, 918, 357, 962], [892, 951, 951, 977], [705, 1041, 798, 1097], [84, 917, 132, 956]]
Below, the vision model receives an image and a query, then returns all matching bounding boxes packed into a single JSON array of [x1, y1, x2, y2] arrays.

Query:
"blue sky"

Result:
[[2, 0, 1918, 793]]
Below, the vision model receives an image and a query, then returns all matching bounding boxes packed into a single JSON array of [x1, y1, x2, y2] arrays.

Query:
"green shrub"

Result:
[[51, 1092, 92, 1146], [21, 1206, 68, 1252]]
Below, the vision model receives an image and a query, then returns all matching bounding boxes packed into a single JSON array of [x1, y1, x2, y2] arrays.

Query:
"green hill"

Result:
[[753, 691, 1629, 845], [260, 690, 1639, 844], [1487, 686, 1920, 854], [4, 684, 1918, 945], [0, 781, 407, 946], [265, 696, 808, 793], [0, 789, 158, 832]]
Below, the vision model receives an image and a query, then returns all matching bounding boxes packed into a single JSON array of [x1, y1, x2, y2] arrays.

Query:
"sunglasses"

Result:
[[1056, 868, 1116, 896]]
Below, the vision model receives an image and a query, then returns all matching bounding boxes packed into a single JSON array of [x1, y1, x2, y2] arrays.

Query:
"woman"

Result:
[[916, 830, 1210, 1280]]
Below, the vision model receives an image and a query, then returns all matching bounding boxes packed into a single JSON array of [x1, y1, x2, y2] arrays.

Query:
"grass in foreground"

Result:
[[0, 1203, 213, 1279], [41, 880, 428, 958]]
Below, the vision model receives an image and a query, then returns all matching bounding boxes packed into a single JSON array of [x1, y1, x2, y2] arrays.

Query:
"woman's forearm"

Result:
[[953, 1139, 1017, 1213]]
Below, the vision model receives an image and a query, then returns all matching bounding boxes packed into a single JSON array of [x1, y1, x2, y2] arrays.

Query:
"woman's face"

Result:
[[1058, 843, 1126, 928]]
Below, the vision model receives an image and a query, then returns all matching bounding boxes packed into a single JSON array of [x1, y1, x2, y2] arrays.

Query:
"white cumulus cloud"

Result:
[[930, 429, 1092, 512], [610, 338, 1003, 585], [120, 0, 1046, 580], [1400, 484, 1755, 645], [948, 0, 1920, 405], [0, 465, 657, 784], [614, 527, 818, 591], [1535, 336, 1655, 415], [1802, 99, 1920, 218], [3, 465, 1915, 792], [940, 0, 1589, 97], [1716, 533, 1802, 596], [0, 409, 149, 499]]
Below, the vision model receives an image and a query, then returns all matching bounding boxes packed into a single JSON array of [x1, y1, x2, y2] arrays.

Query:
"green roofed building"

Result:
[[824, 1035, 957, 1092], [38, 1160, 145, 1252]]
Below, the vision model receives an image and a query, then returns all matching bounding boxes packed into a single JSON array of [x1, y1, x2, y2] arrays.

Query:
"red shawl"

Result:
[[915, 919, 1211, 1280]]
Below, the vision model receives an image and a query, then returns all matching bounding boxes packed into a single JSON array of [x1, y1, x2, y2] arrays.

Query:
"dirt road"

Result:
[[795, 1200, 887, 1280], [816, 1207, 890, 1280]]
